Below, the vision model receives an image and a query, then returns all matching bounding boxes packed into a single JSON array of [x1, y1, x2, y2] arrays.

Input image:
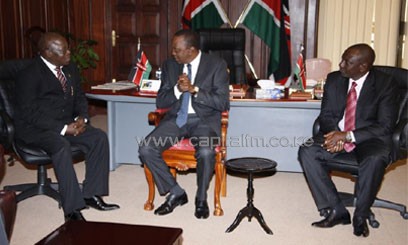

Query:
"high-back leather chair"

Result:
[[143, 109, 229, 216], [197, 28, 247, 84], [0, 59, 84, 204], [312, 66, 408, 227]]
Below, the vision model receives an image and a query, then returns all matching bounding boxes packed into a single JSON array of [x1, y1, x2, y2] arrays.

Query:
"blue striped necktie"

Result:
[[176, 63, 192, 127]]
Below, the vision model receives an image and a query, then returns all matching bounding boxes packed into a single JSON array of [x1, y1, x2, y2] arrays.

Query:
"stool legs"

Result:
[[226, 172, 273, 234]]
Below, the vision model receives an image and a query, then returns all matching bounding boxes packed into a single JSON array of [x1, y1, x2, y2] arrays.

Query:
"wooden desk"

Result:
[[86, 89, 321, 172]]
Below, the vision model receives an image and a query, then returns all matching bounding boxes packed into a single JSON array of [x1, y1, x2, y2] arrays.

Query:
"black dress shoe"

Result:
[[353, 216, 369, 237], [195, 200, 209, 219], [65, 211, 86, 222], [154, 192, 188, 216], [84, 196, 120, 211], [312, 209, 351, 228]]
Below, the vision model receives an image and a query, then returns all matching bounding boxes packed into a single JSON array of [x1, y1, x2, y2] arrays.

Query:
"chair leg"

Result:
[[372, 197, 408, 219], [221, 163, 227, 197], [4, 165, 61, 205], [213, 160, 224, 216], [143, 166, 155, 211]]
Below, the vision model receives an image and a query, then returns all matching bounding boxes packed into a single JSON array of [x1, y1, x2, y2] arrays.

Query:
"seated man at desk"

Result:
[[139, 29, 229, 219], [298, 43, 398, 237], [14, 32, 119, 221]]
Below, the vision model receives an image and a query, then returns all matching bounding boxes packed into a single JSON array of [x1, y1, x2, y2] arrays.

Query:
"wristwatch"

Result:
[[345, 131, 353, 142]]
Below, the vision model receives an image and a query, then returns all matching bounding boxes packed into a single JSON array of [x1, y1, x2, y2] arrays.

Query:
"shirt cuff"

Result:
[[174, 85, 182, 99], [350, 131, 356, 142], [61, 125, 68, 135]]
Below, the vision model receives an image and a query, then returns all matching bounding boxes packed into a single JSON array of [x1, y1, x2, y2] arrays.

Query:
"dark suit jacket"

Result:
[[156, 53, 230, 136], [14, 56, 88, 143], [318, 69, 399, 147]]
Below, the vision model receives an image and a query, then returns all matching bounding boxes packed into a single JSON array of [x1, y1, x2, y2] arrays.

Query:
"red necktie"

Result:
[[55, 67, 67, 93], [344, 81, 357, 152]]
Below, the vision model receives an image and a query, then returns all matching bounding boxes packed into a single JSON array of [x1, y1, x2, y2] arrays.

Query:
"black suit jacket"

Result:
[[156, 53, 230, 136], [318, 69, 399, 147], [14, 56, 88, 142]]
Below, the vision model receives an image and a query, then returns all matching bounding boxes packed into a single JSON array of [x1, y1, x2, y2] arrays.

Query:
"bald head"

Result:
[[38, 32, 71, 66], [339, 43, 376, 80]]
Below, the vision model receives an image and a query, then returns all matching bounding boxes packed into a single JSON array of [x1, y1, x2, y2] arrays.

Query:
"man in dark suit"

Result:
[[298, 43, 398, 237], [14, 32, 119, 221], [139, 29, 229, 219]]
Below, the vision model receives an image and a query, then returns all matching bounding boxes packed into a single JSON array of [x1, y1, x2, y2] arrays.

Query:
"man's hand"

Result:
[[66, 117, 87, 136], [323, 131, 347, 153], [177, 73, 195, 94]]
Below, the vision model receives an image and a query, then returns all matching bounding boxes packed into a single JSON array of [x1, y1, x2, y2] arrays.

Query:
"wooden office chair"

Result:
[[143, 109, 229, 216], [312, 66, 408, 228]]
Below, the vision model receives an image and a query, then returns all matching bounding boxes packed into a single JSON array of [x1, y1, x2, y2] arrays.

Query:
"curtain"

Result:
[[317, 0, 404, 68]]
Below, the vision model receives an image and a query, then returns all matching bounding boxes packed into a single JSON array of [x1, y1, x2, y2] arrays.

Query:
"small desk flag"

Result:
[[128, 49, 152, 86]]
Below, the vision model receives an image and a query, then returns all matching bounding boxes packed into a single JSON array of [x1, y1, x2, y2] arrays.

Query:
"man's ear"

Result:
[[360, 62, 368, 72]]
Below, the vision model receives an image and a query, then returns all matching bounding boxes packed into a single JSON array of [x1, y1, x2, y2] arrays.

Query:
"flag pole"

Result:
[[216, 0, 233, 28], [234, 0, 252, 28], [137, 37, 141, 51], [218, 0, 258, 79]]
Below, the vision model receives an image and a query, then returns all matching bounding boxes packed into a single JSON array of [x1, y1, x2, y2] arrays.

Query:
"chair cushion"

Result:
[[326, 152, 359, 175], [14, 140, 84, 165], [168, 139, 221, 153]]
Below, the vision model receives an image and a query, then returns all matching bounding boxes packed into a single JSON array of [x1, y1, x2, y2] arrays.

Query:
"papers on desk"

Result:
[[91, 81, 137, 90]]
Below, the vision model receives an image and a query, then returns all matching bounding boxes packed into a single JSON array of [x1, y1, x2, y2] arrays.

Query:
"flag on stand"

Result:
[[128, 49, 152, 86], [181, 0, 229, 30], [238, 0, 291, 85], [293, 44, 306, 91]]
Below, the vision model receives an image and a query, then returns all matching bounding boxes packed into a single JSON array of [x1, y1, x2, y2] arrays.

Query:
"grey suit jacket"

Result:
[[156, 53, 230, 136], [14, 56, 88, 142], [318, 69, 399, 147]]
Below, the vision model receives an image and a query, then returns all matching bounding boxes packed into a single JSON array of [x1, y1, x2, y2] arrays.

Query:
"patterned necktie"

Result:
[[176, 64, 192, 128], [344, 81, 357, 152], [55, 66, 67, 93]]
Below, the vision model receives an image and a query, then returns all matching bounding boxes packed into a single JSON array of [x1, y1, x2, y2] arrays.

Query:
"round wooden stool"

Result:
[[225, 157, 277, 235]]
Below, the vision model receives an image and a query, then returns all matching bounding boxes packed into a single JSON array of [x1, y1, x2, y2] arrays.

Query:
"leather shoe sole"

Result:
[[195, 200, 209, 219], [154, 192, 188, 215], [312, 209, 351, 228], [85, 196, 120, 211]]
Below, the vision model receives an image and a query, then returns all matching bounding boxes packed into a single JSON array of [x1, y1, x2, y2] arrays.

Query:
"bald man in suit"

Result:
[[139, 29, 229, 219], [298, 43, 398, 237], [14, 32, 119, 221]]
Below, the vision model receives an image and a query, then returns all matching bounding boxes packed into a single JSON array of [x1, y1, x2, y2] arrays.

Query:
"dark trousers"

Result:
[[21, 126, 109, 215], [139, 115, 217, 201], [298, 137, 390, 218]]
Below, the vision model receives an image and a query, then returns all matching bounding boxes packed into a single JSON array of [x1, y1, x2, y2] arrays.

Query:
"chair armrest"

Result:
[[312, 117, 320, 137], [148, 108, 170, 126], [0, 110, 15, 150], [392, 118, 407, 161]]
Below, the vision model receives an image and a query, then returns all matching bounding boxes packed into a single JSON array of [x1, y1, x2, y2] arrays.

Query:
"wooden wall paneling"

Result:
[[20, 0, 47, 57], [89, 0, 109, 83], [138, 0, 161, 72], [46, 0, 69, 32], [0, 0, 23, 59]]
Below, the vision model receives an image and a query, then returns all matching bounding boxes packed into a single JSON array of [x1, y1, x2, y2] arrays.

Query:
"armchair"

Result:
[[197, 28, 247, 84], [312, 66, 408, 228], [143, 109, 229, 216], [0, 59, 84, 204]]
